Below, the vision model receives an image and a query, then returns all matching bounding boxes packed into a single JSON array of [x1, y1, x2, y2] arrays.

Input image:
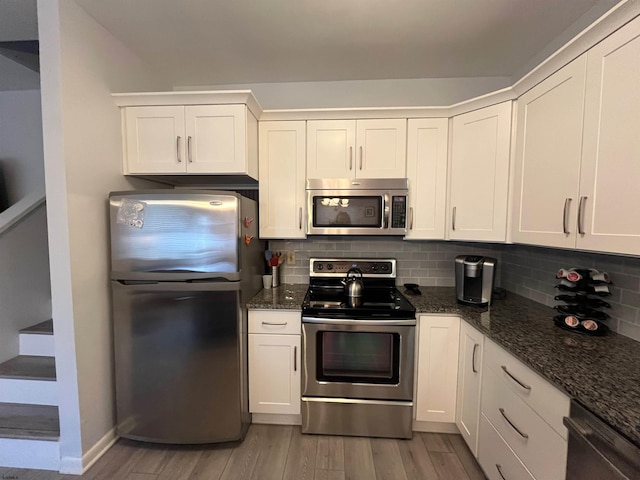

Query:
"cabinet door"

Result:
[[124, 106, 186, 174], [449, 102, 512, 241], [511, 56, 587, 248], [307, 120, 356, 178], [258, 121, 307, 239], [356, 119, 407, 178], [578, 17, 640, 255], [405, 118, 449, 240], [184, 105, 249, 174], [455, 322, 484, 456], [415, 315, 460, 423], [248, 333, 301, 415]]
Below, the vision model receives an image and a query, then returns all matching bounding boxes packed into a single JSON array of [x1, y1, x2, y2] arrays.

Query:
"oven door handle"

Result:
[[302, 316, 416, 326]]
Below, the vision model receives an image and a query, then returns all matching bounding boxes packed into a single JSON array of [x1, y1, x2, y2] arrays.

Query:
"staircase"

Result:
[[0, 320, 60, 470]]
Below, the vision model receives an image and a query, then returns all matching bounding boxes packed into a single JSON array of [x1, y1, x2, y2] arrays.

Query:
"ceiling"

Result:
[[0, 0, 624, 88]]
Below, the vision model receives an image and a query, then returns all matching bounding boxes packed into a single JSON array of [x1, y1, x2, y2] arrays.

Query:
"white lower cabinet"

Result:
[[479, 339, 569, 480], [455, 321, 484, 456], [478, 414, 535, 480], [415, 315, 460, 424], [248, 310, 301, 418]]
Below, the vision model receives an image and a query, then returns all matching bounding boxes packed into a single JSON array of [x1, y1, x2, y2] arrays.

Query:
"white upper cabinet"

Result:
[[511, 55, 587, 248], [122, 104, 258, 177], [448, 102, 513, 242], [513, 15, 640, 256], [307, 119, 407, 179], [405, 118, 449, 240], [577, 16, 640, 255], [258, 121, 307, 239]]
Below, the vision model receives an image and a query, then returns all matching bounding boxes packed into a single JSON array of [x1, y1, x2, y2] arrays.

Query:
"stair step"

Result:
[[0, 356, 56, 381], [0, 403, 59, 440], [19, 319, 54, 335], [20, 330, 55, 357]]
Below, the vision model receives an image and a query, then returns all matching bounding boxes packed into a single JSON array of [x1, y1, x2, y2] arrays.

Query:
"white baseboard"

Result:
[[252, 413, 301, 425], [59, 427, 118, 475], [412, 420, 460, 434], [0, 437, 60, 470]]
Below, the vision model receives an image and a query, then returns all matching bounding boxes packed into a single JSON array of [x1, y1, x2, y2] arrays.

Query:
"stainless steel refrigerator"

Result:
[[109, 190, 263, 444]]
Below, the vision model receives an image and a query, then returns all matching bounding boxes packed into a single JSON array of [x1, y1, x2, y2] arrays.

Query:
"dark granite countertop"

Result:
[[247, 284, 640, 448]]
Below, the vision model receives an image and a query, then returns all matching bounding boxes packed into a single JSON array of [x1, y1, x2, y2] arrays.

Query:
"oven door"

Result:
[[302, 319, 415, 401]]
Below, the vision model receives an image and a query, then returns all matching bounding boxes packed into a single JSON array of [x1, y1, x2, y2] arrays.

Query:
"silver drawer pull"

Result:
[[262, 321, 288, 326], [501, 365, 532, 391], [499, 408, 529, 439], [496, 464, 507, 480]]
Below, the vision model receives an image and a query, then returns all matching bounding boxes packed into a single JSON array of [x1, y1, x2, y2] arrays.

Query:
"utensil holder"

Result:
[[271, 266, 279, 288]]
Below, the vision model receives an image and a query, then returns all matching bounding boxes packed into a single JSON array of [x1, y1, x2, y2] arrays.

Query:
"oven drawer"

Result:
[[478, 413, 535, 480], [249, 310, 301, 335], [484, 339, 570, 439], [482, 365, 567, 480]]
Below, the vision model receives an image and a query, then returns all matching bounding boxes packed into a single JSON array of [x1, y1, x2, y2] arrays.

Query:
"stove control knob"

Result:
[[327, 263, 333, 271], [381, 264, 389, 272], [316, 264, 324, 271]]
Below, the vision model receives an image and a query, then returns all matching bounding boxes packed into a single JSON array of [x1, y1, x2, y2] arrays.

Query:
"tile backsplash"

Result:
[[267, 237, 640, 342]]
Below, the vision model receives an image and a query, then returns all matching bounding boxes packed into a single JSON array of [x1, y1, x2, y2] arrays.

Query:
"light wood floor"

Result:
[[0, 425, 487, 480]]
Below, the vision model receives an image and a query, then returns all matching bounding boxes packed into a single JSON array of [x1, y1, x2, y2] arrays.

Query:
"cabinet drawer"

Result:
[[478, 414, 535, 480], [484, 339, 569, 438], [248, 310, 301, 335], [482, 366, 567, 480]]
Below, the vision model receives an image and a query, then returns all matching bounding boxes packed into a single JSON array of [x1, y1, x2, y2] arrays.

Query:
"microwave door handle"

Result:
[[383, 194, 390, 228]]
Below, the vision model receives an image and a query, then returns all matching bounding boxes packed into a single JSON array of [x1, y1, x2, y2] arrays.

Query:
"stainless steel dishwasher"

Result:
[[563, 400, 640, 480]]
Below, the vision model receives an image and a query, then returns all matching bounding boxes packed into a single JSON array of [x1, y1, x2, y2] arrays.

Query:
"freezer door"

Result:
[[112, 281, 249, 444], [110, 191, 240, 279]]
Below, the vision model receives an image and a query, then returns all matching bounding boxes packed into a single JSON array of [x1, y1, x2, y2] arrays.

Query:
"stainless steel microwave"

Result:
[[306, 178, 408, 235]]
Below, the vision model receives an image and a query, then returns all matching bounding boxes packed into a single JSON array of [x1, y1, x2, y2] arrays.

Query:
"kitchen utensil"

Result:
[[342, 268, 364, 298], [265, 250, 272, 262]]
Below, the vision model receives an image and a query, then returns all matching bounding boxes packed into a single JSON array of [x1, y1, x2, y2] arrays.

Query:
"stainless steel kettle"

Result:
[[343, 268, 364, 298]]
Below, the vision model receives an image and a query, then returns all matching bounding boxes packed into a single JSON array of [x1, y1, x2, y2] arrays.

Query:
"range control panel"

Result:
[[310, 258, 396, 278]]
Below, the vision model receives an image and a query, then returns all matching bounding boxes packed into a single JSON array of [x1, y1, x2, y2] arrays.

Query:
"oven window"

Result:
[[317, 331, 400, 384], [312, 196, 382, 228]]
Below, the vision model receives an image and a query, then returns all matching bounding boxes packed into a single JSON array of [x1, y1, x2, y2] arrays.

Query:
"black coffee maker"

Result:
[[455, 255, 497, 306]]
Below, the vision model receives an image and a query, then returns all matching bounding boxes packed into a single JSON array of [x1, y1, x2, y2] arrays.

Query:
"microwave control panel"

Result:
[[391, 196, 407, 228]]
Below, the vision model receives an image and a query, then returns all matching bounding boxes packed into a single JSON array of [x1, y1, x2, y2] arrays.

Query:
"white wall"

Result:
[[37, 0, 169, 472], [178, 77, 511, 110], [0, 55, 40, 91], [0, 203, 50, 364], [0, 90, 44, 204]]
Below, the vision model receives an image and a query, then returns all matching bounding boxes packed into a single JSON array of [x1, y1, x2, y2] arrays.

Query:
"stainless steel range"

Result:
[[301, 258, 416, 439]]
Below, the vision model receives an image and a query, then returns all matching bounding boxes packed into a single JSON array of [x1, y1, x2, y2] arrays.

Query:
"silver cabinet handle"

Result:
[[176, 136, 182, 163], [501, 365, 532, 390], [299, 207, 302, 230], [409, 207, 414, 230], [452, 207, 457, 231], [349, 146, 353, 171], [294, 346, 297, 372], [578, 196, 587, 235], [499, 408, 529, 439], [496, 464, 507, 480], [359, 146, 363, 170], [563, 198, 571, 234], [187, 136, 193, 163], [472, 343, 479, 373], [262, 321, 288, 326]]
